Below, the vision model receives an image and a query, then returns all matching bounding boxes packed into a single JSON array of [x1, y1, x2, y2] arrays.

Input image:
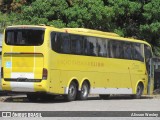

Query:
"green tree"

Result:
[[63, 0, 114, 29], [105, 0, 142, 36], [140, 0, 160, 55], [16, 0, 114, 29], [16, 0, 67, 27], [0, 12, 17, 32]]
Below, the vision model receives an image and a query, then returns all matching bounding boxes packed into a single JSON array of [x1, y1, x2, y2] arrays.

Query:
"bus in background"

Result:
[[1, 25, 154, 101]]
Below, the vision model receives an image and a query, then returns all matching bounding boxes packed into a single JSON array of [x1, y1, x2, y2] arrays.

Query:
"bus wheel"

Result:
[[99, 94, 110, 100], [27, 94, 38, 102], [64, 82, 77, 102], [77, 81, 89, 100], [132, 83, 143, 99]]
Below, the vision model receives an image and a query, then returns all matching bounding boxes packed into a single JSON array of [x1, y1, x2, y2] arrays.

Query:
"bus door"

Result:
[[144, 44, 155, 95], [148, 57, 160, 95], [153, 58, 160, 90], [147, 58, 154, 95]]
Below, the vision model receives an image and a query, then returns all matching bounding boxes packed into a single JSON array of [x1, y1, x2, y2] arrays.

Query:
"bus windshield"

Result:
[[5, 28, 45, 46]]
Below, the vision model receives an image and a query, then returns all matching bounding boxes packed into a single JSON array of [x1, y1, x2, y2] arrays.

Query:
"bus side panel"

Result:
[[49, 70, 61, 94], [104, 59, 132, 89], [50, 54, 133, 95], [59, 70, 132, 95]]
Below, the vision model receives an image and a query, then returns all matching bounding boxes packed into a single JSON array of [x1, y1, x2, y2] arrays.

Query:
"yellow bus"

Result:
[[1, 25, 153, 101]]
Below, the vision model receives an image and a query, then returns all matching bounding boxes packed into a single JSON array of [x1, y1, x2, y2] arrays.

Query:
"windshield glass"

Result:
[[5, 28, 45, 46]]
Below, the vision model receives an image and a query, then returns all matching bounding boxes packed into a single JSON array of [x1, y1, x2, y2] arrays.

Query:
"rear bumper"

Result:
[[1, 79, 48, 92], [10, 82, 35, 92]]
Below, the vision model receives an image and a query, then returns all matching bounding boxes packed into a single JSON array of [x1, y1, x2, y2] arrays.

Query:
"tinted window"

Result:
[[109, 40, 123, 58], [85, 37, 98, 56], [118, 42, 124, 59], [51, 32, 71, 53], [70, 35, 84, 54], [108, 41, 114, 58], [51, 32, 61, 53], [123, 42, 132, 59], [61, 33, 70, 54], [97, 38, 108, 57], [5, 28, 44, 46], [132, 43, 144, 62], [50, 31, 145, 62]]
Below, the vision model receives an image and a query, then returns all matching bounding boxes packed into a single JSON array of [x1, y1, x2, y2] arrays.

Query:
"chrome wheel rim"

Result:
[[137, 85, 141, 95], [69, 85, 76, 97], [82, 84, 88, 97]]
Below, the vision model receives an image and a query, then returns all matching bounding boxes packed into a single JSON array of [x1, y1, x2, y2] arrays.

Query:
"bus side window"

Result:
[[85, 37, 98, 56], [108, 41, 113, 58], [105, 39, 109, 57], [51, 32, 61, 53], [70, 34, 83, 55], [118, 42, 124, 59], [83, 37, 87, 55], [61, 33, 71, 54], [97, 38, 108, 57], [132, 43, 144, 62], [109, 40, 121, 58], [123, 42, 132, 60]]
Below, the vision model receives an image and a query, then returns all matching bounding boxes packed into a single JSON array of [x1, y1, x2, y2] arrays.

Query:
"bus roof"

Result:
[[63, 28, 120, 37]]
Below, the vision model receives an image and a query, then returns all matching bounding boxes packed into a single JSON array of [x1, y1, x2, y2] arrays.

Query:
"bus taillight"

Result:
[[42, 68, 48, 80], [1, 67, 3, 78]]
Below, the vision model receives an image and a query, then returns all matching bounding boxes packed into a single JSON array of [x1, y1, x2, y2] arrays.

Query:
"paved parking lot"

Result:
[[0, 94, 160, 111], [0, 94, 160, 120]]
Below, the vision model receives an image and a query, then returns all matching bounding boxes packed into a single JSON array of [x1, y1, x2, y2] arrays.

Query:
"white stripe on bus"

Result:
[[90, 88, 132, 94], [10, 82, 34, 92]]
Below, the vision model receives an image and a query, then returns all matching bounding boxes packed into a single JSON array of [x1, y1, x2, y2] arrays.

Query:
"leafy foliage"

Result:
[[140, 0, 160, 55]]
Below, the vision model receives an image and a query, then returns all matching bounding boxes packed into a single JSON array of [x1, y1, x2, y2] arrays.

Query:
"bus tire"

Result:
[[77, 81, 89, 100], [131, 83, 143, 99], [64, 81, 77, 102], [99, 94, 110, 99]]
